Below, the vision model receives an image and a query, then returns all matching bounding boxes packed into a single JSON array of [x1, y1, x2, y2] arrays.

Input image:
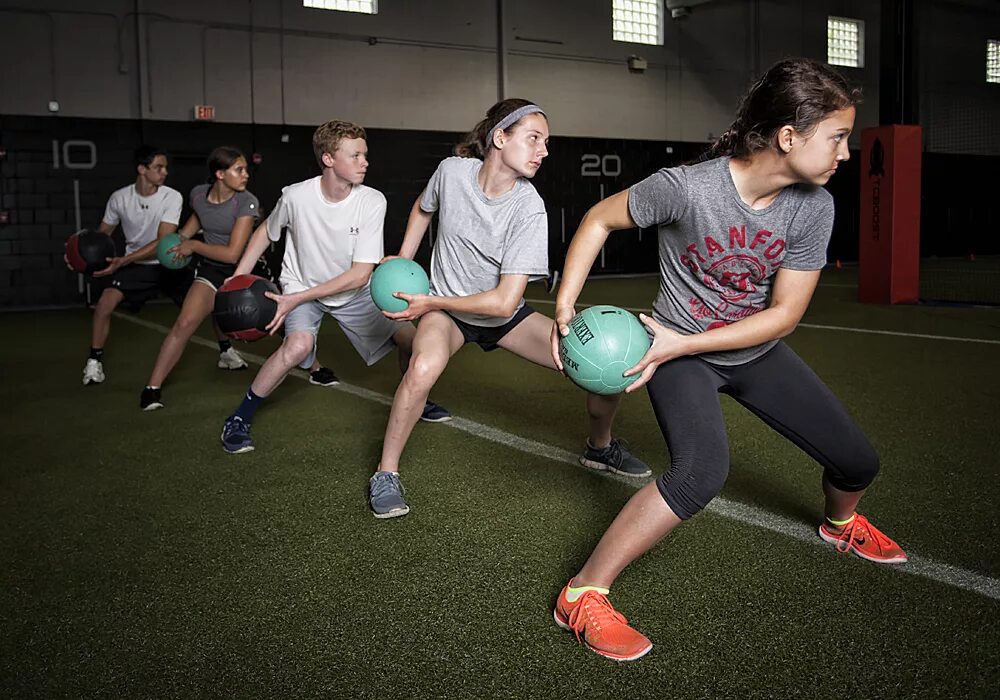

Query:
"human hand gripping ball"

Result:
[[65, 229, 115, 274], [156, 232, 191, 269], [370, 258, 430, 313], [213, 274, 279, 342], [558, 305, 651, 395]]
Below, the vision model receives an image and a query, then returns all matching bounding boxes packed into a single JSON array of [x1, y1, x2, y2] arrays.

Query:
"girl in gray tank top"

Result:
[[366, 99, 653, 521], [140, 146, 259, 411], [550, 58, 907, 662]]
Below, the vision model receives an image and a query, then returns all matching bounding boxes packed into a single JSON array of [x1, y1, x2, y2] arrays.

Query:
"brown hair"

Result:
[[454, 98, 545, 159], [206, 146, 245, 184], [712, 58, 861, 159], [312, 120, 367, 167]]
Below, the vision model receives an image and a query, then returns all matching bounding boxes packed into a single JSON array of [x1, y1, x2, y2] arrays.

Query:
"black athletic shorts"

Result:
[[446, 304, 535, 351], [193, 258, 237, 291], [111, 263, 193, 311]]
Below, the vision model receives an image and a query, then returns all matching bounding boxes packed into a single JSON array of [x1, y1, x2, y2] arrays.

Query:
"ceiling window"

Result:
[[303, 0, 377, 14], [828, 16, 864, 68], [613, 0, 663, 46]]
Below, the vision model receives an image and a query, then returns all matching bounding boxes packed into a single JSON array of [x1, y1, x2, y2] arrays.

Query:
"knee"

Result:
[[173, 315, 200, 338], [405, 353, 444, 391], [827, 441, 880, 491], [281, 333, 314, 366], [656, 450, 730, 520]]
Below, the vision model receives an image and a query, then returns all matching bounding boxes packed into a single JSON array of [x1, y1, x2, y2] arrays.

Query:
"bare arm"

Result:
[[386, 273, 528, 322], [265, 261, 376, 332], [92, 218, 179, 276], [174, 215, 254, 265], [396, 192, 432, 260], [233, 219, 274, 276]]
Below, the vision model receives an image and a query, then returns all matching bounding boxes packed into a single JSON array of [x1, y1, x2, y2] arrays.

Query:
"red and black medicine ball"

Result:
[[213, 274, 279, 342], [65, 229, 115, 274]]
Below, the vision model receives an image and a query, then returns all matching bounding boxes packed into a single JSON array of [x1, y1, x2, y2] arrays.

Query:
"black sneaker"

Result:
[[420, 400, 452, 423], [309, 366, 340, 387], [579, 438, 651, 478], [140, 386, 163, 411]]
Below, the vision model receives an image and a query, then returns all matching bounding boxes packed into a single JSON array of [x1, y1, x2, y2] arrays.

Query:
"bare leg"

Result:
[[496, 311, 621, 449], [251, 331, 316, 397], [148, 281, 216, 387], [823, 476, 866, 523], [378, 312, 463, 472], [573, 482, 683, 588], [91, 287, 125, 348]]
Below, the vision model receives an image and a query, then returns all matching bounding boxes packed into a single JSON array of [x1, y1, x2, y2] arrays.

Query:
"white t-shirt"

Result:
[[102, 184, 183, 264], [266, 177, 387, 307]]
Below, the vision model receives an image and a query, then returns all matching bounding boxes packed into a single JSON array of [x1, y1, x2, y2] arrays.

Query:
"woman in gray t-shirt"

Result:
[[549, 59, 907, 662], [366, 99, 652, 520], [141, 147, 258, 410]]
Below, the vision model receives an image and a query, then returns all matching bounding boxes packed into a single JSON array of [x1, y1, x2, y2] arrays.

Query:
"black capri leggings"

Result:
[[646, 341, 880, 520]]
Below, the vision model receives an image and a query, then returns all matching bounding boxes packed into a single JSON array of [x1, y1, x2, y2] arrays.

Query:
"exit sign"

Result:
[[193, 105, 216, 121]]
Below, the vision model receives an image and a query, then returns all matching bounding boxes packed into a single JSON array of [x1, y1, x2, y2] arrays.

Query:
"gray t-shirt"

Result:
[[420, 156, 549, 327], [628, 156, 833, 365], [189, 184, 260, 247]]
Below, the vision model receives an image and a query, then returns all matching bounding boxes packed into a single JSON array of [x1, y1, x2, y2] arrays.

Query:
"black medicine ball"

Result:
[[214, 274, 279, 342], [65, 229, 115, 274]]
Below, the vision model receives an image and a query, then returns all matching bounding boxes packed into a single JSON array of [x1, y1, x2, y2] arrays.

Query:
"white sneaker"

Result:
[[217, 347, 248, 370], [82, 358, 105, 385]]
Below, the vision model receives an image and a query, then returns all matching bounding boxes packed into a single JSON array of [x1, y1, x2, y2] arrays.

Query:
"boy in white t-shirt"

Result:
[[220, 120, 450, 454]]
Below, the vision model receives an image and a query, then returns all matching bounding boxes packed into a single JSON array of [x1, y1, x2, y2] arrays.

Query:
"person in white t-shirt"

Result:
[[219, 120, 450, 455]]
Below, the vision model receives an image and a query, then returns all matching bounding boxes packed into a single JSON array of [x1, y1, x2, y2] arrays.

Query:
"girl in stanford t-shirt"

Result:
[[550, 58, 907, 662]]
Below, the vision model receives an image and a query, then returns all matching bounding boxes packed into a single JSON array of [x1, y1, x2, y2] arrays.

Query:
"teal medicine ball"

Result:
[[559, 305, 651, 395], [156, 233, 190, 269], [370, 258, 430, 312]]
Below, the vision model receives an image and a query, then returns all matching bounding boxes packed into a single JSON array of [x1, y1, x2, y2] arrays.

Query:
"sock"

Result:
[[89, 347, 104, 361], [218, 339, 232, 353], [826, 513, 857, 528], [233, 387, 264, 423], [145, 385, 160, 391], [565, 583, 611, 603]]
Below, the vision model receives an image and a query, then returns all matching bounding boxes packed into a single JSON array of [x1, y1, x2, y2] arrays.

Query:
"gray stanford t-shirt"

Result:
[[628, 156, 833, 365]]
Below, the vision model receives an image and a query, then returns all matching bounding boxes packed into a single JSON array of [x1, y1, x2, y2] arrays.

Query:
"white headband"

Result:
[[492, 104, 546, 135]]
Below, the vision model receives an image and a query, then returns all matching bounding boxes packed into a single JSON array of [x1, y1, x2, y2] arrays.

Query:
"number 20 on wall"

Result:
[[580, 153, 621, 177]]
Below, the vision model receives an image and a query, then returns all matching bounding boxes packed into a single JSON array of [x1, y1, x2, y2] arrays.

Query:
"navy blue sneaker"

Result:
[[420, 400, 452, 423], [580, 438, 651, 478], [221, 415, 254, 454]]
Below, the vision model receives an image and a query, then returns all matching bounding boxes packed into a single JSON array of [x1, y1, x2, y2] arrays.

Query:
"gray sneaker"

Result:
[[579, 438, 652, 478], [369, 471, 410, 519]]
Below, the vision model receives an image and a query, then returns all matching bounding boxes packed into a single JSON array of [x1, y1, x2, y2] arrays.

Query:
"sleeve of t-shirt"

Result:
[[500, 206, 549, 277], [627, 167, 690, 229], [265, 192, 290, 242], [781, 190, 835, 271], [352, 191, 388, 264], [102, 192, 121, 227], [160, 189, 182, 226], [419, 159, 449, 213], [236, 191, 260, 220]]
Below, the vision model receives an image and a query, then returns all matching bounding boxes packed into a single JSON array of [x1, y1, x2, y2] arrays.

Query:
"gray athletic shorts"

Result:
[[283, 288, 406, 369]]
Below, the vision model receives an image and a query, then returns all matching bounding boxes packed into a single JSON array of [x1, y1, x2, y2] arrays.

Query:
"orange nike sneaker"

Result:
[[818, 513, 908, 564], [553, 583, 653, 662]]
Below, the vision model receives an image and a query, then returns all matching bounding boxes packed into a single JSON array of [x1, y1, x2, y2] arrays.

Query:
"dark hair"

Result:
[[711, 58, 861, 159], [207, 146, 246, 183], [134, 145, 165, 168], [454, 98, 545, 159]]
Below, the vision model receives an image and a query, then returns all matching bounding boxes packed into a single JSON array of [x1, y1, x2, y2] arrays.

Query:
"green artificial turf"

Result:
[[1, 276, 998, 698]]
